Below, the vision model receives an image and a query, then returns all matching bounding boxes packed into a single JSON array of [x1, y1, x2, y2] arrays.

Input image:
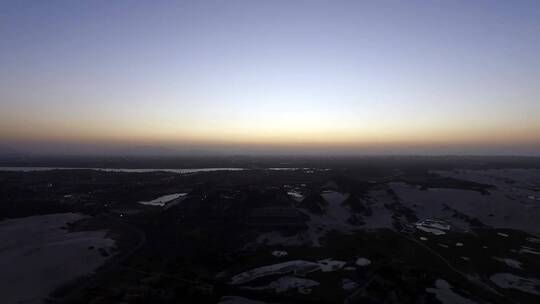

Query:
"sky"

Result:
[[1, 0, 539, 156]]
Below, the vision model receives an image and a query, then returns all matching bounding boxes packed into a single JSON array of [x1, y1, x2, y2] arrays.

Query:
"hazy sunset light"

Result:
[[1, 1, 539, 155]]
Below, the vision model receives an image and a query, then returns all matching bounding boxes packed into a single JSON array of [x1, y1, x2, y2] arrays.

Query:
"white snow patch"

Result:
[[287, 190, 304, 202], [138, 193, 187, 207], [492, 257, 522, 269], [230, 260, 319, 285], [317, 258, 347, 272], [416, 224, 446, 235], [497, 232, 509, 238], [420, 237, 428, 241], [527, 237, 540, 244], [415, 219, 450, 235], [456, 242, 464, 247], [519, 246, 540, 256], [230, 259, 345, 285], [272, 251, 288, 258], [355, 257, 372, 267]]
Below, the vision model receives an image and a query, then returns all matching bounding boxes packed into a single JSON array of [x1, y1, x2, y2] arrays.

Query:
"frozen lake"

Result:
[[0, 167, 246, 173]]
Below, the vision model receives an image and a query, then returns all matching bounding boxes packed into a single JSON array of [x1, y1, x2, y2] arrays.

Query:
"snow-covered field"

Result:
[[0, 213, 115, 304], [431, 169, 540, 233], [390, 179, 540, 233]]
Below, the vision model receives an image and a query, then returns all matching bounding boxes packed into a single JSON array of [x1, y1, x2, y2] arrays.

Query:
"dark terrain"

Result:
[[1, 156, 540, 304]]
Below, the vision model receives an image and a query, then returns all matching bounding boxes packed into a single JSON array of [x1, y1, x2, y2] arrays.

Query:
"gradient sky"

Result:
[[1, 0, 539, 155]]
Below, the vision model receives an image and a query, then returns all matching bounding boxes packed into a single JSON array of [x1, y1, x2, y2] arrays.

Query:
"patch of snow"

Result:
[[423, 219, 451, 230], [456, 242, 463, 247], [355, 257, 372, 267], [426, 279, 476, 304], [527, 237, 540, 244], [272, 251, 288, 258], [420, 237, 428, 241], [519, 246, 540, 256], [267, 167, 307, 171], [415, 219, 450, 235], [492, 257, 522, 269], [287, 190, 304, 202], [230, 260, 319, 285], [497, 232, 509, 238], [416, 225, 446, 235], [138, 193, 187, 207], [230, 259, 345, 285], [317, 258, 346, 272], [342, 279, 359, 291], [490, 273, 540, 295]]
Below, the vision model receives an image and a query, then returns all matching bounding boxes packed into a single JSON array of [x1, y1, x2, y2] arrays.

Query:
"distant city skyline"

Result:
[[1, 1, 539, 156]]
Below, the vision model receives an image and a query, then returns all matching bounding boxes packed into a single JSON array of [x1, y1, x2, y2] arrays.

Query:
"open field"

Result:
[[1, 157, 539, 303]]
